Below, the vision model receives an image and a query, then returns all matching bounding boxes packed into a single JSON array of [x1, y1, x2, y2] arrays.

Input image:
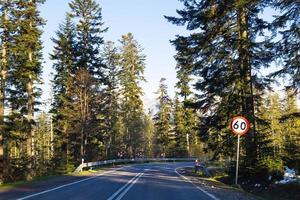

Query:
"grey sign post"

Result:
[[230, 116, 250, 185]]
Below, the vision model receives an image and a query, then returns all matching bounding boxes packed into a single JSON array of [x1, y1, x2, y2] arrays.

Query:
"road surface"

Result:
[[1, 162, 220, 200]]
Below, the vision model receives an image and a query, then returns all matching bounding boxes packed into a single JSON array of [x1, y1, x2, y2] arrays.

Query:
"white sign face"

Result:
[[230, 116, 250, 136]]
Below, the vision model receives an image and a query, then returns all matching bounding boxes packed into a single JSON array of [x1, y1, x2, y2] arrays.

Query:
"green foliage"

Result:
[[0, 0, 14, 183], [69, 0, 107, 79], [118, 33, 147, 157], [100, 41, 122, 159], [51, 0, 108, 168], [281, 88, 300, 170], [173, 97, 187, 157], [153, 78, 172, 157], [271, 1, 300, 91], [50, 15, 78, 171], [257, 157, 284, 180], [143, 112, 154, 157], [2, 0, 46, 181]]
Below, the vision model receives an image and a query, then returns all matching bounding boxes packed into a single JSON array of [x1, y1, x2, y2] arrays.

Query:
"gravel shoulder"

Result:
[[176, 167, 260, 200]]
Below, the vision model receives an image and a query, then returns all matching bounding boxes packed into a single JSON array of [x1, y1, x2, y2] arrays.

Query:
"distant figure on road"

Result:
[[195, 159, 201, 173]]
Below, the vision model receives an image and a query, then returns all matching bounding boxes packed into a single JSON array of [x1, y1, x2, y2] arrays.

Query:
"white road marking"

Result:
[[175, 167, 219, 200], [114, 173, 144, 200], [17, 166, 130, 200], [107, 172, 144, 200]]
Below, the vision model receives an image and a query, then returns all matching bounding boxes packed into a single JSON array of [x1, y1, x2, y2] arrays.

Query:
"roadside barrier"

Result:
[[74, 157, 196, 173]]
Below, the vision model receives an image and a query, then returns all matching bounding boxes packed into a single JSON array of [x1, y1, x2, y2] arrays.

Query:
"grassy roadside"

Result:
[[202, 162, 300, 200], [0, 175, 61, 190]]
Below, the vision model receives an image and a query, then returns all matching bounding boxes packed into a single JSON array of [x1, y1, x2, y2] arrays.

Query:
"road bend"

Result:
[[1, 162, 218, 200]]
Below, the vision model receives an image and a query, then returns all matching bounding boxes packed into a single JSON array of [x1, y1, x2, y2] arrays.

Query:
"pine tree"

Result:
[[153, 78, 172, 157], [101, 41, 121, 158], [173, 41, 200, 158], [144, 110, 154, 158], [8, 0, 45, 179], [173, 96, 188, 157], [254, 92, 284, 178], [0, 0, 13, 183], [282, 87, 300, 170], [272, 1, 300, 91], [66, 0, 108, 163], [68, 68, 100, 162], [35, 112, 52, 175], [118, 33, 146, 157], [50, 15, 77, 172], [166, 0, 274, 166], [68, 0, 107, 79], [266, 93, 284, 157], [174, 38, 193, 100]]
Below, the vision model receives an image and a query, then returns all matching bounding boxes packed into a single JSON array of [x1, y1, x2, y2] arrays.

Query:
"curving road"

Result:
[[1, 162, 219, 200]]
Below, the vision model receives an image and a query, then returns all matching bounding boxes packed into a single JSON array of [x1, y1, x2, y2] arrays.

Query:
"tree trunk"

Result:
[[27, 74, 34, 157], [27, 73, 35, 180], [237, 7, 257, 165], [26, 15, 35, 179], [0, 0, 8, 183]]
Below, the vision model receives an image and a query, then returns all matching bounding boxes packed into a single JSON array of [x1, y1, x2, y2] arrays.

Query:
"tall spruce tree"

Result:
[[282, 87, 300, 170], [173, 96, 199, 158], [8, 0, 45, 179], [254, 92, 284, 178], [174, 42, 200, 158], [174, 38, 193, 100], [101, 41, 121, 158], [68, 68, 101, 162], [50, 15, 77, 172], [0, 0, 13, 183], [166, 0, 274, 166], [68, 0, 107, 79], [173, 96, 188, 157], [118, 33, 146, 157], [66, 0, 107, 163], [153, 78, 172, 157], [265, 93, 284, 158], [34, 112, 52, 175]]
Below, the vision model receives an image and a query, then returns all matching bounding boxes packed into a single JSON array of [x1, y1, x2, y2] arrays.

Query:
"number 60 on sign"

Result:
[[230, 116, 250, 136]]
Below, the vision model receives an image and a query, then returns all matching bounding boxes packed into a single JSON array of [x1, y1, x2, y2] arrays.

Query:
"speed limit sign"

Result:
[[230, 116, 250, 185], [230, 116, 250, 136]]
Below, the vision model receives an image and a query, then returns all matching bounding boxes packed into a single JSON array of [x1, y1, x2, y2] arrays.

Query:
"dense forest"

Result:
[[0, 0, 299, 184]]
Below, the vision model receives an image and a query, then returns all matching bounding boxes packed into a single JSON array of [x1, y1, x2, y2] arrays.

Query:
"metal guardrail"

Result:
[[75, 157, 196, 173]]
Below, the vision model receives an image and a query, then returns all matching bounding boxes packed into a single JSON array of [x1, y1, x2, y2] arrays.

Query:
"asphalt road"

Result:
[[1, 162, 219, 200]]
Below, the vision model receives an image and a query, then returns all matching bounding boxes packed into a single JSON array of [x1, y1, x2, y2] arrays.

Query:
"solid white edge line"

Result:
[[107, 172, 142, 200], [114, 172, 144, 200], [174, 167, 219, 200], [17, 166, 130, 200]]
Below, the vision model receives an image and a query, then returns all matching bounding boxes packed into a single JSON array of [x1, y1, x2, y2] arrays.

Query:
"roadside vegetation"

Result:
[[187, 162, 300, 200]]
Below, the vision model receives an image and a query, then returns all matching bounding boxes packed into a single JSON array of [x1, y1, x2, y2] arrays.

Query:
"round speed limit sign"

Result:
[[230, 116, 250, 136]]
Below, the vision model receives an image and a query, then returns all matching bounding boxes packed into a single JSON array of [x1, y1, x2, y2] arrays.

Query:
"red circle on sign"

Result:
[[230, 116, 250, 136]]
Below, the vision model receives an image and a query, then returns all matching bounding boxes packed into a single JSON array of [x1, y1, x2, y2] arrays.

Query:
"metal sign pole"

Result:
[[235, 135, 240, 185]]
